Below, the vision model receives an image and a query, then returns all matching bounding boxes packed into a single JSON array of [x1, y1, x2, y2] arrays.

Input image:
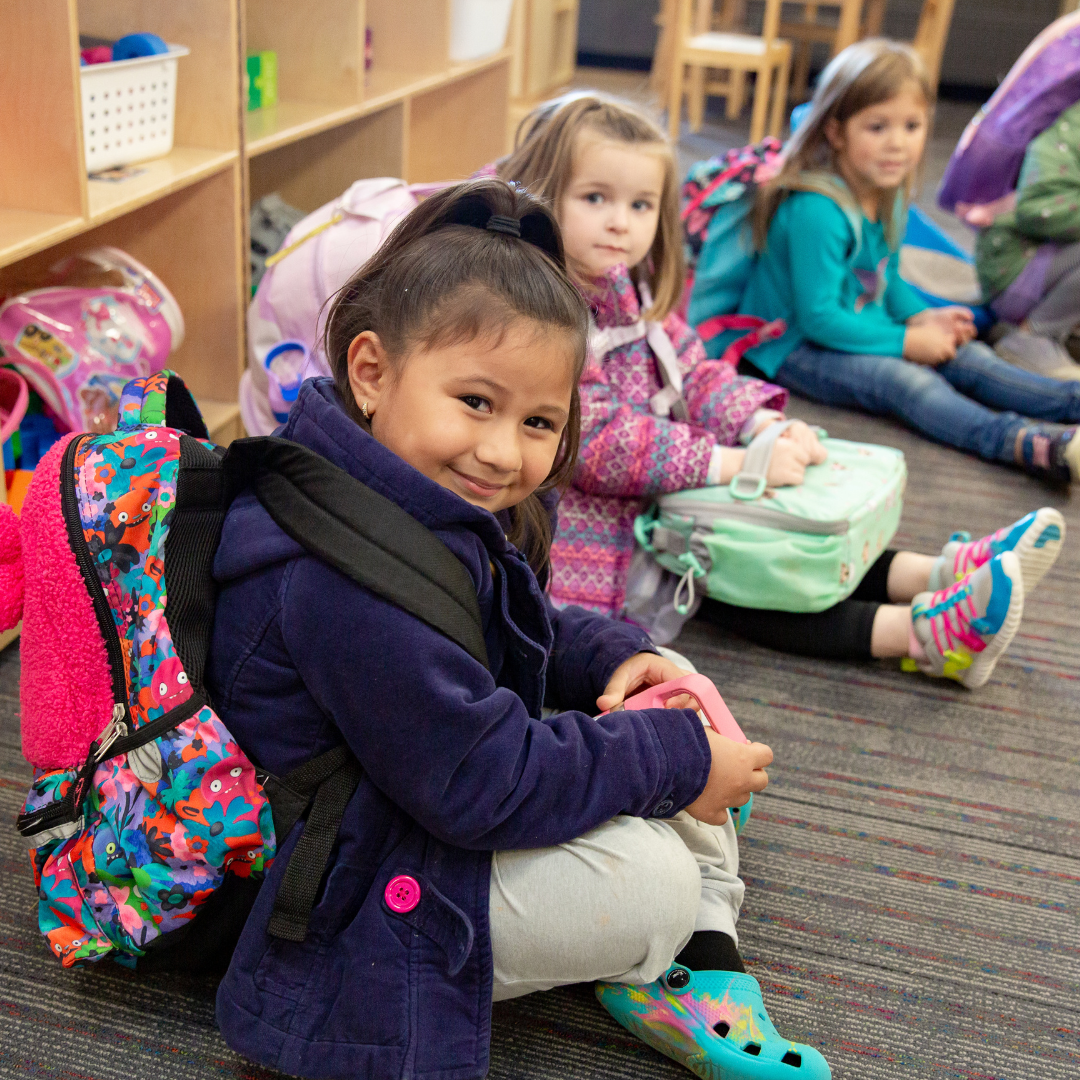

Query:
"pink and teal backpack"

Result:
[[2, 370, 488, 970]]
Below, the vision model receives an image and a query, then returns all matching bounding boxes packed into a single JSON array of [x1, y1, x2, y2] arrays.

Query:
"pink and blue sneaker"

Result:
[[596, 965, 831, 1079], [928, 507, 1064, 594], [910, 551, 1024, 689]]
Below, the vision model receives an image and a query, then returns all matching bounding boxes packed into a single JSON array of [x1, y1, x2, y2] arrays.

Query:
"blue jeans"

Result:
[[776, 340, 1080, 463]]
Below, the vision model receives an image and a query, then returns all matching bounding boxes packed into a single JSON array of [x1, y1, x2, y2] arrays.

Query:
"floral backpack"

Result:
[[3, 371, 488, 970]]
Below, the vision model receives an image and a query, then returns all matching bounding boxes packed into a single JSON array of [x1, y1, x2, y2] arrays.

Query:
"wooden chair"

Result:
[[665, 0, 792, 144], [911, 0, 957, 97], [781, 0, 883, 102], [781, 0, 957, 103]]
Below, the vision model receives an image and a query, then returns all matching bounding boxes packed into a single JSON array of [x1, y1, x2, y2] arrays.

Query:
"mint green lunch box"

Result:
[[635, 423, 907, 613]]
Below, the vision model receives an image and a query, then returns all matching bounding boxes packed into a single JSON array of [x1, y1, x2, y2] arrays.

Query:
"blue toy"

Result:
[[111, 33, 169, 61]]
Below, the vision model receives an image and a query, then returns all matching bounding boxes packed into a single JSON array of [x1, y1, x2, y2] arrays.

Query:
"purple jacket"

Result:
[[207, 379, 712, 1080]]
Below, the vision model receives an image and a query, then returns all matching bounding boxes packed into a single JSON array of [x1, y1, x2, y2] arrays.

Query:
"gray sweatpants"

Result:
[[489, 809, 742, 1001]]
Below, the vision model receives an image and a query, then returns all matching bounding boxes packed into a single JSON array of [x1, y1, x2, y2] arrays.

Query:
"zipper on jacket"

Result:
[[60, 434, 131, 733]]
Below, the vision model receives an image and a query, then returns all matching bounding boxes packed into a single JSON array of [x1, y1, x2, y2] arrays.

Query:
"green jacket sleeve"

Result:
[[1013, 103, 1080, 242], [787, 194, 908, 356]]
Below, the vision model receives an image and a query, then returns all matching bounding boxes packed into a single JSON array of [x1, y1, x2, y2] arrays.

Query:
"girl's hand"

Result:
[[907, 306, 976, 347], [903, 323, 957, 365], [778, 419, 827, 465], [684, 731, 772, 826], [597, 651, 691, 712], [765, 429, 821, 486]]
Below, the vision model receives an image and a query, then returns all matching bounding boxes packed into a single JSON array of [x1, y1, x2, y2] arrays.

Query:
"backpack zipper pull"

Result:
[[93, 703, 129, 763]]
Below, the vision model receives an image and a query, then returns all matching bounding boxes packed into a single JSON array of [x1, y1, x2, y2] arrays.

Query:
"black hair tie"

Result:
[[486, 214, 521, 238], [443, 193, 564, 266]]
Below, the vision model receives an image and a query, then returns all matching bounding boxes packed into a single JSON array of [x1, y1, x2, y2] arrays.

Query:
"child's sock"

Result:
[[674, 930, 745, 973]]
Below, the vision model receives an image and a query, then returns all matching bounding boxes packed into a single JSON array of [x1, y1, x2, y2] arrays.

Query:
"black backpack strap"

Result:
[[166, 436, 228, 694], [163, 374, 210, 439], [265, 753, 364, 942], [258, 745, 353, 841], [223, 436, 489, 669]]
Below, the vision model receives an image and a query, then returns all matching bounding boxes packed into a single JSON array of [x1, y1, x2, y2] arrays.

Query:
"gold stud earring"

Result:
[[361, 401, 370, 420]]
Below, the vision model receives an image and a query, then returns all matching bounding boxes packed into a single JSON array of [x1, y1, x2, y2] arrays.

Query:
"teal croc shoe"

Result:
[[596, 965, 831, 1080], [730, 794, 753, 835]]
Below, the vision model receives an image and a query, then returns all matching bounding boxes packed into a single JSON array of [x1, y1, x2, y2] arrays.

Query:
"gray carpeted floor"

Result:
[[2, 400, 1077, 1080]]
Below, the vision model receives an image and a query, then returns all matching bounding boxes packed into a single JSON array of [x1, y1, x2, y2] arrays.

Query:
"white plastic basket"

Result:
[[449, 0, 514, 62], [80, 45, 190, 173]]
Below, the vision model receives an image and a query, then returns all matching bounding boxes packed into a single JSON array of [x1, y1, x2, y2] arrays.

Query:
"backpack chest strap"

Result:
[[589, 319, 689, 422]]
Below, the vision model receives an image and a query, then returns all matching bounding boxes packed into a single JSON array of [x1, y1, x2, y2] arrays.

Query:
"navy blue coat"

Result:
[[208, 379, 711, 1080]]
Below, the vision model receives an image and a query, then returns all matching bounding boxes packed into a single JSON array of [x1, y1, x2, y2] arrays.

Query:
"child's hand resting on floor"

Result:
[[685, 732, 772, 826]]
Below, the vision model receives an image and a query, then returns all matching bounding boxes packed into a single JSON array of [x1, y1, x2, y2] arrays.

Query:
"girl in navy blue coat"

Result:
[[208, 179, 830, 1080]]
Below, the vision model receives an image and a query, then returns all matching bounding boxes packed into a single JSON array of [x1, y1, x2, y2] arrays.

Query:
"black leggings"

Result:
[[698, 550, 898, 660]]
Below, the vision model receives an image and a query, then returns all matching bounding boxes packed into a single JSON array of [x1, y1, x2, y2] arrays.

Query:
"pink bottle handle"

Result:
[[612, 674, 747, 743]]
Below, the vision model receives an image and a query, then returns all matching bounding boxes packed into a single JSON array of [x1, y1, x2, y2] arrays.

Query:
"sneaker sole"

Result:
[[961, 552, 1024, 689], [1011, 507, 1065, 595]]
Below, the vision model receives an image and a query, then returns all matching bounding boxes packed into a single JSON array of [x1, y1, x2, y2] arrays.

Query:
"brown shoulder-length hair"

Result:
[[754, 39, 932, 249], [497, 91, 684, 321], [323, 178, 589, 576]]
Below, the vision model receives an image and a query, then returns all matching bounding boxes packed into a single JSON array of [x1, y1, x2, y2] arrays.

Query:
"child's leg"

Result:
[[701, 595, 885, 660], [776, 343, 1025, 463], [937, 339, 1080, 422], [489, 813, 740, 1001], [590, 817, 832, 1077], [1026, 242, 1080, 342], [884, 550, 936, 602]]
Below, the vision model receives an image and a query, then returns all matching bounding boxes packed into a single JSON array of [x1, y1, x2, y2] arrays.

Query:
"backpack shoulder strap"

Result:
[[222, 436, 489, 671]]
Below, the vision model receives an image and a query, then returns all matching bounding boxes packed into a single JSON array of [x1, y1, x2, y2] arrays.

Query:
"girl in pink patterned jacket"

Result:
[[498, 94, 825, 618], [496, 93, 1061, 687]]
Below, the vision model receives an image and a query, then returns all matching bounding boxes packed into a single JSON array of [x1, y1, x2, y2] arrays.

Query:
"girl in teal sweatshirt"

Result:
[[735, 39, 1080, 486]]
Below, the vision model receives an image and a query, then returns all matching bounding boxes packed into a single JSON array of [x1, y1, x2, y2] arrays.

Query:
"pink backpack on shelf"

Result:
[[0, 248, 183, 435], [242, 178, 447, 436]]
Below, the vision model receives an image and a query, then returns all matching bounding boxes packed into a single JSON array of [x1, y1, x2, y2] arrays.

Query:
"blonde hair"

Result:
[[754, 39, 931, 249], [497, 92, 684, 321]]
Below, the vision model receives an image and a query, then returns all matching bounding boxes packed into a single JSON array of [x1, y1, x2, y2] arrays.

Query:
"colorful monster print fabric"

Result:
[[19, 371, 276, 968]]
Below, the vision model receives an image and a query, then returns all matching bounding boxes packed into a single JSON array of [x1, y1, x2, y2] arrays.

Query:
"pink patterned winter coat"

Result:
[[549, 265, 787, 616]]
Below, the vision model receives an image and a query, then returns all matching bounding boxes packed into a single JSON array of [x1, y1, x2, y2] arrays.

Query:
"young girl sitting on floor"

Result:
[[732, 38, 1080, 484], [207, 179, 831, 1080], [497, 93, 1064, 687]]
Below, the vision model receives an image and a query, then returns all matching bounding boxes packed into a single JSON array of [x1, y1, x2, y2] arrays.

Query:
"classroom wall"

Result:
[[578, 0, 1065, 91]]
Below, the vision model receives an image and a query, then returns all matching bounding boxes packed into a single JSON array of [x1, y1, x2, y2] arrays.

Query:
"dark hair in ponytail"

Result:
[[323, 178, 589, 576]]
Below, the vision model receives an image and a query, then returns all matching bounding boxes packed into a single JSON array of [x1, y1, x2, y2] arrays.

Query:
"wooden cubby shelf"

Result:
[[0, 0, 515, 453]]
